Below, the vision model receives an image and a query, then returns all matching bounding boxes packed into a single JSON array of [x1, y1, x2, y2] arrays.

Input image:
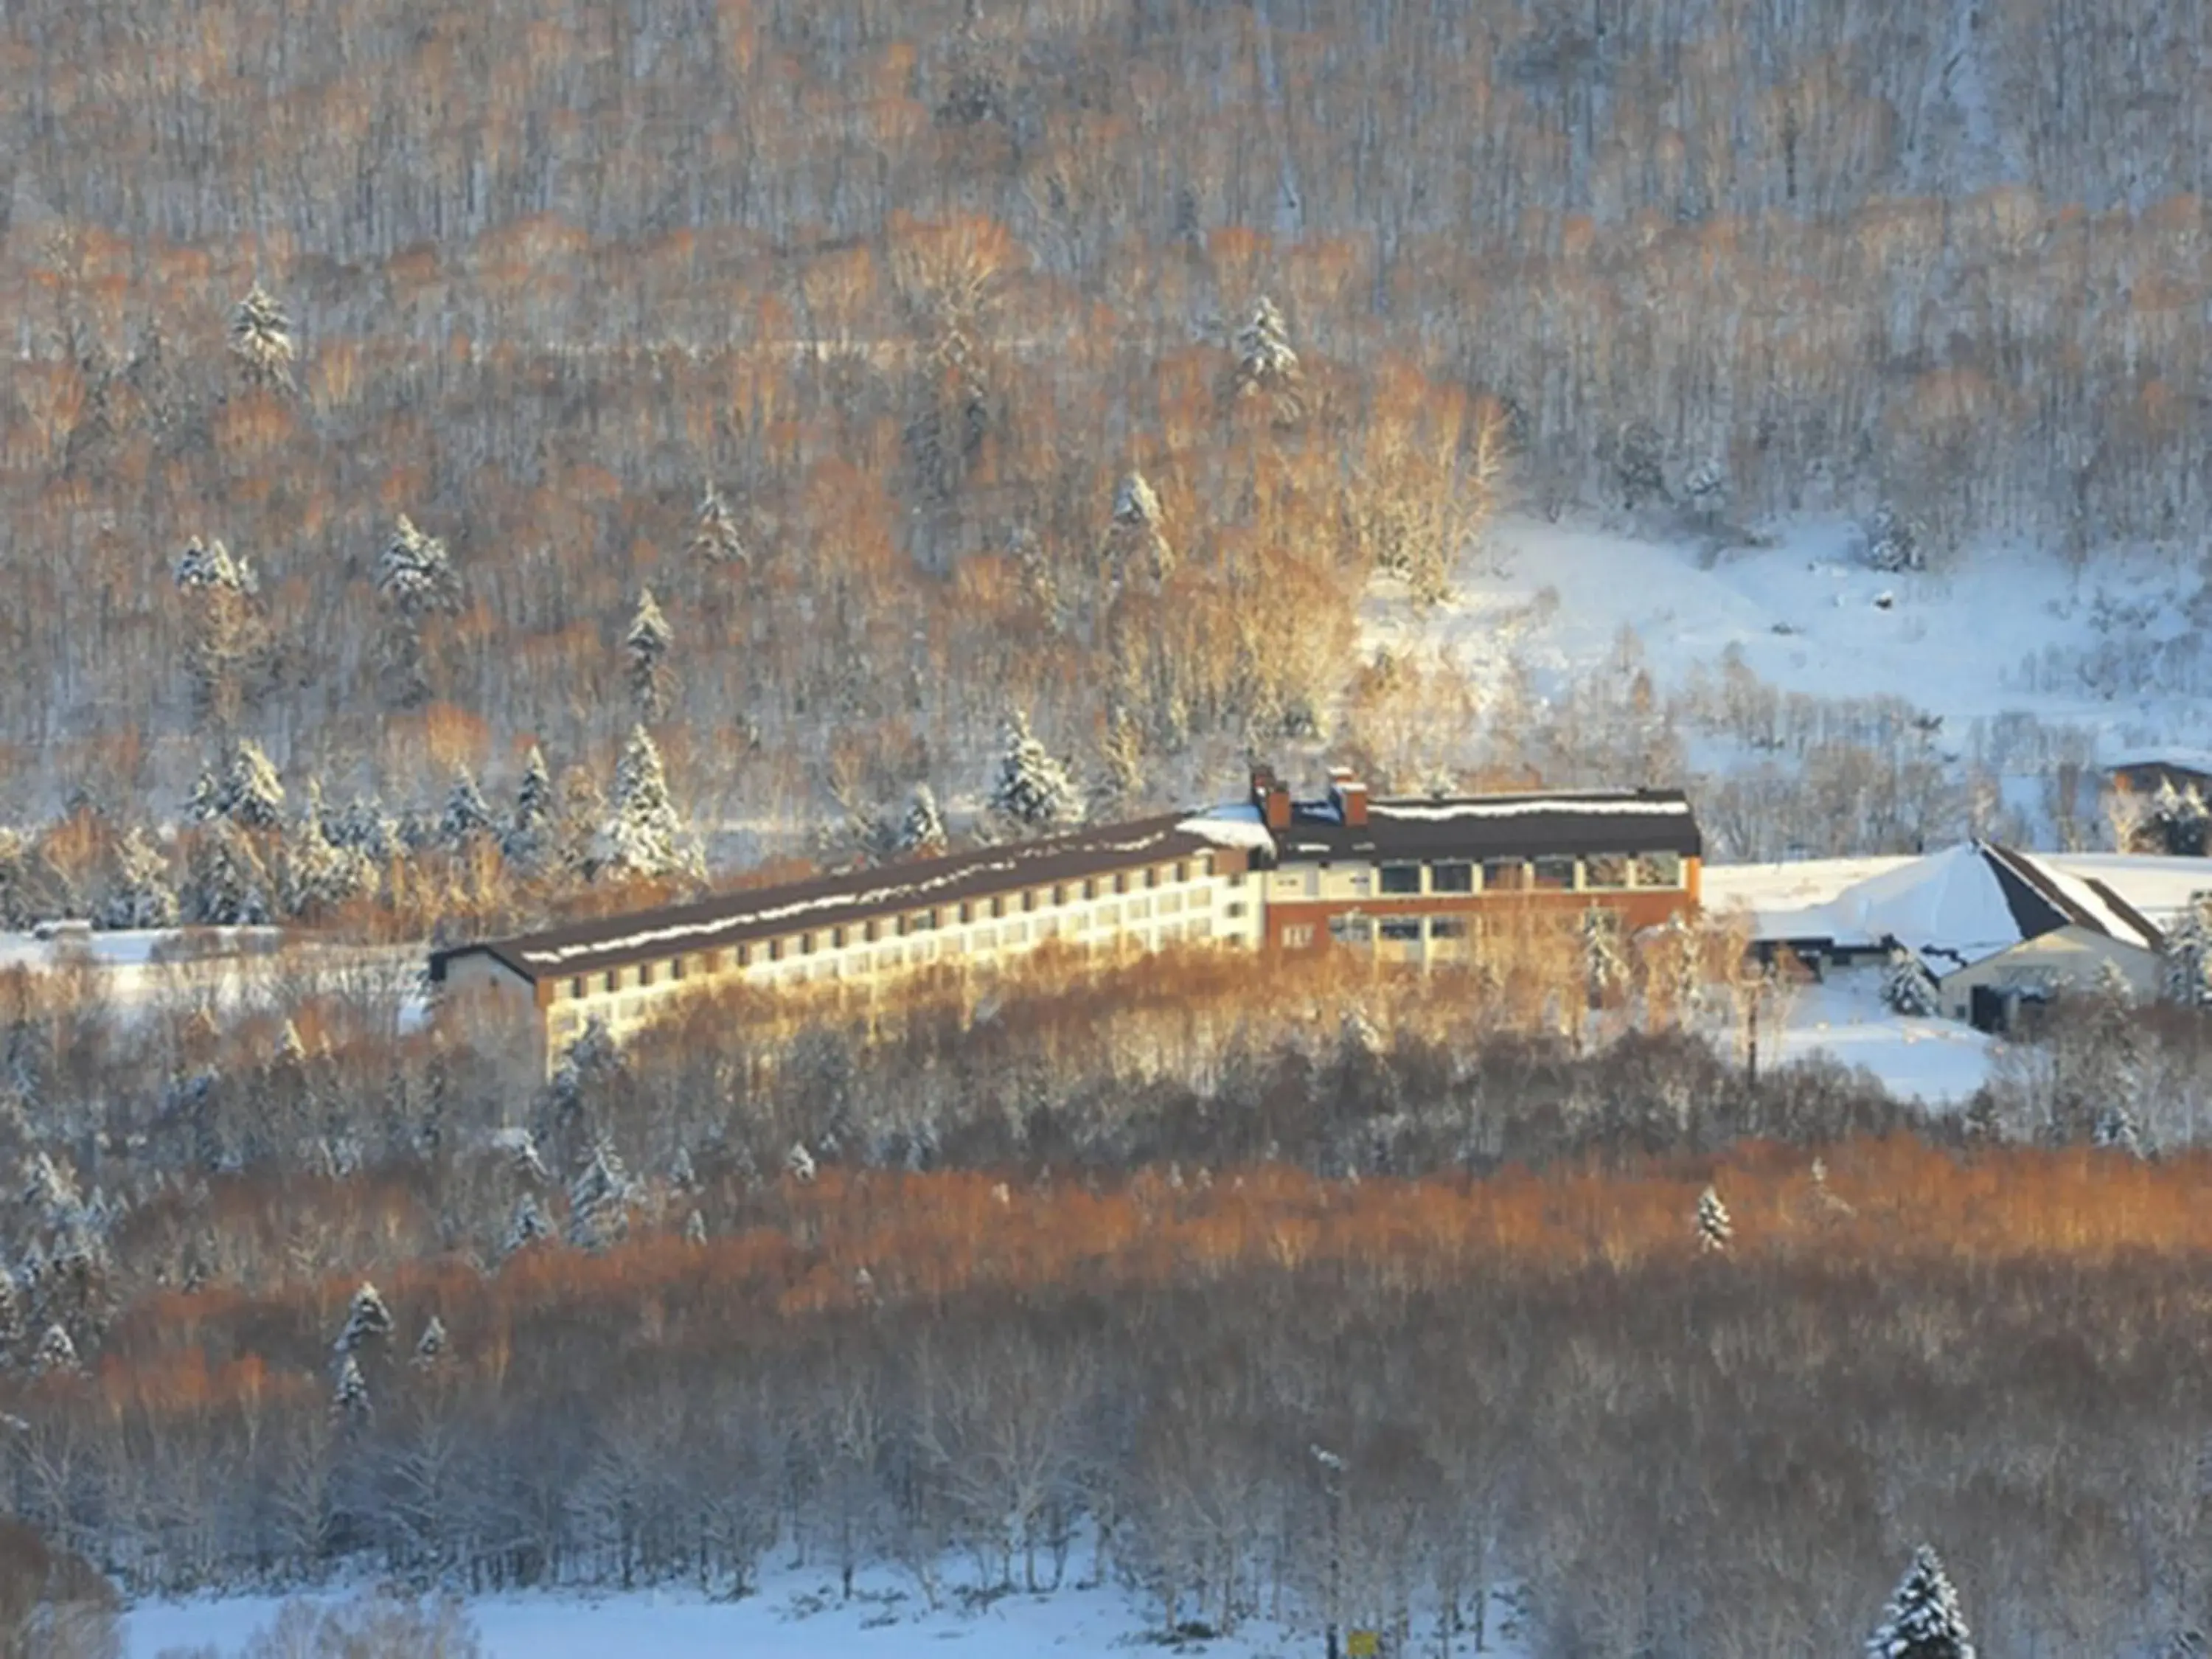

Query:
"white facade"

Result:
[[1937, 928, 2163, 1021]]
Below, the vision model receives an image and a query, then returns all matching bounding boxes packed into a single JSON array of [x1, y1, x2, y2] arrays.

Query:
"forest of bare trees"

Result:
[[2, 0, 2210, 851]]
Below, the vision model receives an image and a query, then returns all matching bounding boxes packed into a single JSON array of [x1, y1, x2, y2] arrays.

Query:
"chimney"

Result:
[[1329, 767, 1368, 827], [1251, 764, 1291, 830]]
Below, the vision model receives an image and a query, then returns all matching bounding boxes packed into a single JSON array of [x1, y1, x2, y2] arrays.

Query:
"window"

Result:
[[639, 961, 655, 987], [1328, 916, 1374, 945], [571, 977, 586, 1001], [862, 919, 878, 943], [1380, 863, 1422, 895], [1428, 917, 1470, 939], [1228, 869, 1245, 888], [1022, 889, 1038, 913], [1225, 900, 1247, 919], [768, 938, 783, 962], [1380, 918, 1423, 941], [1283, 924, 1316, 949], [1635, 851, 1684, 888], [831, 926, 846, 949], [959, 902, 973, 925], [1082, 879, 1096, 901], [1583, 853, 1631, 889], [1432, 861, 1474, 894], [1052, 884, 1067, 906], [604, 970, 619, 994], [671, 956, 686, 981], [1348, 872, 1371, 897], [990, 895, 1005, 919], [922, 908, 939, 931], [1200, 854, 1215, 877], [1533, 856, 1576, 891], [1113, 872, 1128, 895], [1481, 858, 1527, 891], [737, 943, 753, 968], [1144, 867, 1158, 889], [1175, 860, 1189, 883]]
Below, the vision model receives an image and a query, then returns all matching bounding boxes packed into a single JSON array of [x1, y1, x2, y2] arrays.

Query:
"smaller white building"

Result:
[[1823, 842, 2166, 1029]]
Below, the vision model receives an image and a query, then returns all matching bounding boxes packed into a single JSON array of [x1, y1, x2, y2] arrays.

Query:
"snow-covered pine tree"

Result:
[[1694, 1184, 1732, 1253], [0, 829, 57, 931], [334, 1281, 394, 1354], [229, 283, 295, 392], [895, 782, 949, 857], [1579, 907, 1627, 1006], [990, 710, 1083, 834], [1683, 456, 1728, 525], [2153, 782, 2212, 857], [683, 1208, 707, 1245], [504, 745, 557, 876], [1234, 295, 1300, 392], [552, 765, 606, 886], [187, 821, 274, 926], [195, 738, 286, 830], [280, 779, 371, 919], [332, 1353, 370, 1419], [0, 1266, 24, 1361], [504, 1193, 551, 1254], [1615, 420, 1669, 509], [625, 588, 676, 722], [1107, 470, 1175, 590], [1882, 946, 1942, 1017], [330, 791, 400, 864], [412, 1315, 448, 1369], [375, 515, 460, 706], [31, 1323, 77, 1375], [668, 1145, 697, 1190], [787, 1141, 818, 1183], [690, 485, 748, 568], [566, 1144, 633, 1250], [438, 768, 497, 852], [1868, 1545, 1977, 1659], [2163, 894, 2212, 1006], [100, 826, 179, 930], [1865, 504, 1927, 574], [602, 726, 701, 882]]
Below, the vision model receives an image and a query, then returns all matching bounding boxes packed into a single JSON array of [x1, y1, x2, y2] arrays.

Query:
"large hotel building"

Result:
[[431, 766, 1703, 1077]]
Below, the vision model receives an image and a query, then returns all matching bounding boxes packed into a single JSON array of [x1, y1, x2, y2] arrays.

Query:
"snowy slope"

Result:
[[125, 1571, 1528, 1658], [1364, 514, 2212, 764]]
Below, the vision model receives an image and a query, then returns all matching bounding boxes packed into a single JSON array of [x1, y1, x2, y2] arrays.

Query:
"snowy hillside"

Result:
[[1361, 515, 2212, 857]]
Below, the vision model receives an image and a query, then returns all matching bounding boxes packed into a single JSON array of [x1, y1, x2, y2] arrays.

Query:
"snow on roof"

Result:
[[1175, 804, 1278, 853], [1760, 843, 2166, 967], [2106, 747, 2212, 777], [2043, 853, 2212, 925], [1368, 795, 1694, 823]]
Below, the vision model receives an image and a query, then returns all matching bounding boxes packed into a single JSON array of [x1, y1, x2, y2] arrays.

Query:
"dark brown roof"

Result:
[[1271, 788, 1703, 863], [430, 813, 1227, 985]]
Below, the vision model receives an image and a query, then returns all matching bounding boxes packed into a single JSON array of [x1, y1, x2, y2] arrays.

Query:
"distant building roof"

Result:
[[2105, 748, 2212, 780], [432, 812, 1246, 985], [1270, 788, 1703, 862]]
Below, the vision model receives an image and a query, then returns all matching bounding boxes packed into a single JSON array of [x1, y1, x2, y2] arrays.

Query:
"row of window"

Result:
[[1371, 852, 1683, 896], [560, 855, 1225, 1004]]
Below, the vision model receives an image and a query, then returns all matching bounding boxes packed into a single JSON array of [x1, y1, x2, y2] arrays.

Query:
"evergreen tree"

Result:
[[787, 1141, 818, 1183], [1234, 294, 1300, 392], [602, 726, 701, 882], [2163, 894, 2212, 1006], [625, 588, 676, 722], [335, 1281, 394, 1354], [1615, 420, 1669, 509], [99, 826, 178, 930], [504, 745, 557, 876], [566, 1144, 633, 1250], [0, 830, 60, 930], [1579, 908, 1627, 1006], [192, 739, 286, 830], [229, 283, 295, 392], [1865, 504, 1927, 574], [1694, 1184, 1732, 1253], [281, 779, 372, 919], [1683, 456, 1728, 525], [1868, 1545, 1976, 1659], [1882, 946, 1942, 1017], [438, 768, 497, 851], [375, 515, 460, 706], [412, 1315, 448, 1369], [690, 485, 748, 567], [187, 821, 275, 926], [895, 782, 949, 857], [1107, 470, 1175, 590], [0, 1266, 24, 1361], [332, 1354, 370, 1419], [31, 1322, 77, 1376], [2151, 780, 2211, 857], [990, 710, 1083, 833], [330, 792, 400, 864], [504, 1193, 551, 1254]]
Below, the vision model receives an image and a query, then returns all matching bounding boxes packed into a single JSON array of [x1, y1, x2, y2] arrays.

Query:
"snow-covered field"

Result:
[[125, 1568, 1522, 1658], [1367, 513, 2212, 753]]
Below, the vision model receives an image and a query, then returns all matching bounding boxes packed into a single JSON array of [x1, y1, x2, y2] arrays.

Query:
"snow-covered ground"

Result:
[[125, 1568, 1525, 1658], [1765, 968, 1999, 1105], [1366, 513, 2211, 751]]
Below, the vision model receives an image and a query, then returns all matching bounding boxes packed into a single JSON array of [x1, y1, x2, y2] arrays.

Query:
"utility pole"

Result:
[[1311, 1442, 1346, 1659]]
